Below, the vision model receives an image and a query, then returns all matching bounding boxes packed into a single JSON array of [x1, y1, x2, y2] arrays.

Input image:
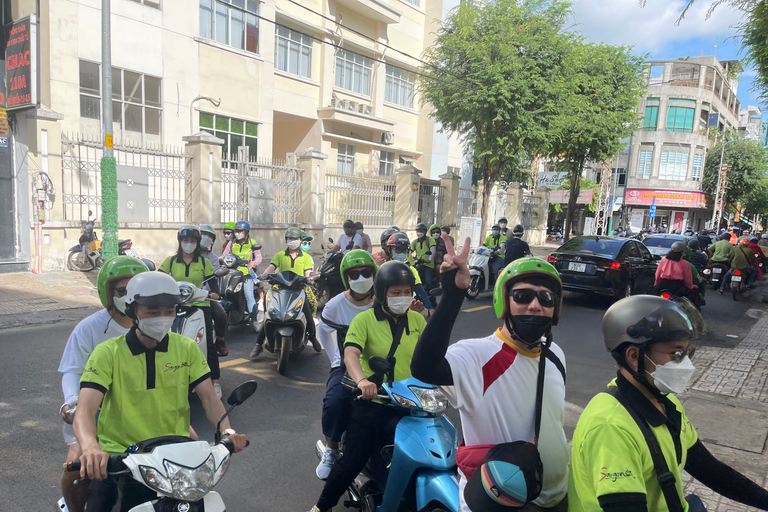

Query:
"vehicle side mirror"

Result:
[[227, 380, 258, 406], [328, 237, 334, 244], [88, 209, 93, 216], [214, 267, 229, 277], [368, 356, 391, 377], [252, 244, 262, 251], [653, 254, 662, 261]]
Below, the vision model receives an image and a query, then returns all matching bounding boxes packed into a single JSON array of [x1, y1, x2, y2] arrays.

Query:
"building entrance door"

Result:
[[672, 211, 685, 233]]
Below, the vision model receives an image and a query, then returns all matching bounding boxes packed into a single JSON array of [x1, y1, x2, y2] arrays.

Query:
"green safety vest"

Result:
[[231, 239, 257, 275]]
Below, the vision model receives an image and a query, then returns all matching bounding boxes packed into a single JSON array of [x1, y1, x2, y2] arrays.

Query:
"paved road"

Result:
[[0, 288, 760, 511]]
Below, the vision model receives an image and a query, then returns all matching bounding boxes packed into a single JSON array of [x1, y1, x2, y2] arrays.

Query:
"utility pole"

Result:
[[710, 140, 730, 231], [100, 0, 117, 260]]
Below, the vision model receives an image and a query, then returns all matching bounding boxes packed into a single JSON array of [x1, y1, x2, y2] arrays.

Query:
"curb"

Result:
[[0, 305, 100, 330]]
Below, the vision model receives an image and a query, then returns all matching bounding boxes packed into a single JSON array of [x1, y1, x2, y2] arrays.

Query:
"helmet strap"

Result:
[[619, 344, 665, 400]]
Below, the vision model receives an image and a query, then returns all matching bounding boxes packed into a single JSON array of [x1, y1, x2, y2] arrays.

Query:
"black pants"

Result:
[[86, 477, 157, 512], [200, 306, 220, 380], [210, 299, 227, 338], [322, 366, 352, 443], [417, 265, 437, 308], [316, 401, 407, 511]]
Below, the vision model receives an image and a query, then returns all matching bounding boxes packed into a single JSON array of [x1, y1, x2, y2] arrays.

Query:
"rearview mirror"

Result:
[[653, 254, 662, 261], [227, 380, 258, 406], [252, 244, 262, 251], [328, 237, 334, 244], [214, 267, 229, 277], [368, 356, 391, 376]]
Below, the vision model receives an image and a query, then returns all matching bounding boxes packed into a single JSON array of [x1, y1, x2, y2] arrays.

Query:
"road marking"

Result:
[[220, 358, 249, 368], [463, 305, 492, 313]]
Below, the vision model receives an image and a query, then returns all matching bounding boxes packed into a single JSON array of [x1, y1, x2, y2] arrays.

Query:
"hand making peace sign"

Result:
[[440, 234, 471, 290]]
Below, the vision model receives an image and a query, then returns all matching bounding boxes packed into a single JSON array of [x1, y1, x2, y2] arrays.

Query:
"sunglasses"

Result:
[[651, 347, 696, 363], [509, 288, 556, 308], [114, 287, 128, 297], [347, 268, 374, 280]]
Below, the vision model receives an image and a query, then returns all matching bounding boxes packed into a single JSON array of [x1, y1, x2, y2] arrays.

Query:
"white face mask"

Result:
[[432, 233, 440, 239], [200, 235, 214, 251], [417, 232, 425, 239], [287, 240, 301, 250], [349, 275, 374, 294], [357, 229, 363, 234], [500, 223, 507, 229], [646, 355, 696, 395], [387, 296, 412, 315], [181, 242, 197, 255], [138, 316, 176, 342], [235, 232, 246, 241], [113, 296, 127, 314]]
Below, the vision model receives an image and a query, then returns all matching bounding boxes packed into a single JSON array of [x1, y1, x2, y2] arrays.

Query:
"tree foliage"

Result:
[[418, 0, 573, 234], [702, 136, 768, 219], [547, 43, 646, 240]]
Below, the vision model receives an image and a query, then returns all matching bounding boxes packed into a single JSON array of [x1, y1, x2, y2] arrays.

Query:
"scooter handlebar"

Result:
[[63, 454, 127, 473], [221, 438, 250, 454]]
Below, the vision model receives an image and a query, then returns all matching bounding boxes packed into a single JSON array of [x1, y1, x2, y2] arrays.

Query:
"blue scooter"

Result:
[[316, 356, 459, 512]]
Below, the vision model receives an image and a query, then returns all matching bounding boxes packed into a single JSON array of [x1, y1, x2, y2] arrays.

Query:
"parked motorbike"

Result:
[[218, 251, 261, 330], [172, 272, 228, 349], [315, 238, 345, 310], [258, 271, 312, 375], [316, 356, 458, 512], [58, 380, 257, 512], [67, 210, 136, 272], [466, 246, 500, 300], [703, 261, 729, 290]]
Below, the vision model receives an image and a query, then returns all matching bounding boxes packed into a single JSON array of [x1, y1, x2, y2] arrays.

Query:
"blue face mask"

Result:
[[301, 243, 310, 252], [492, 231, 500, 236], [393, 253, 407, 262]]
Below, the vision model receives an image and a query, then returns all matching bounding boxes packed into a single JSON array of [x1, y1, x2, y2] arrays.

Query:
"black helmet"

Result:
[[380, 228, 398, 246], [343, 220, 355, 230], [720, 233, 731, 241], [443, 226, 452, 234], [177, 225, 201, 243], [386, 232, 411, 251], [750, 237, 758, 243], [687, 239, 700, 251], [374, 261, 416, 307], [512, 224, 524, 236], [354, 221, 364, 230], [415, 223, 428, 232]]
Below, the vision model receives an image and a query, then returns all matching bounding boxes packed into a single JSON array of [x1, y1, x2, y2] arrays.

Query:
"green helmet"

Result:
[[97, 256, 149, 308], [492, 257, 563, 324], [301, 231, 314, 241], [224, 222, 236, 230], [340, 249, 378, 289], [285, 227, 302, 239], [429, 223, 441, 233]]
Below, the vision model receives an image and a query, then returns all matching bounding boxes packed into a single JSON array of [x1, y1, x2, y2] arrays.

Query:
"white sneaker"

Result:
[[315, 447, 340, 480], [214, 383, 222, 399]]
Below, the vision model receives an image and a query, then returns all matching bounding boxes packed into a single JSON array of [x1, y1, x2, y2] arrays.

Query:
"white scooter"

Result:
[[58, 380, 256, 512], [466, 246, 500, 300], [172, 269, 229, 351]]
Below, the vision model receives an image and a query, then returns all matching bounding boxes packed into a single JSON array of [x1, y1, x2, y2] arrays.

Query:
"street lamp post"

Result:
[[100, 0, 117, 260]]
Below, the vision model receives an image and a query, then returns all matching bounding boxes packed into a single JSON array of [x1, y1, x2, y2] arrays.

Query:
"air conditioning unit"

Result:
[[337, 99, 349, 110], [347, 100, 358, 112], [360, 105, 373, 116], [330, 97, 338, 108], [381, 132, 395, 145]]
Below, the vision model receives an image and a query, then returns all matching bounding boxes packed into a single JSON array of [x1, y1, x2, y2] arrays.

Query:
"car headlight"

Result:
[[392, 393, 419, 409], [286, 299, 303, 321], [164, 454, 216, 502], [409, 386, 450, 414]]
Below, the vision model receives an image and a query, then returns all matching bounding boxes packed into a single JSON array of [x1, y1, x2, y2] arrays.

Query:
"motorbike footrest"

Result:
[[343, 501, 362, 509]]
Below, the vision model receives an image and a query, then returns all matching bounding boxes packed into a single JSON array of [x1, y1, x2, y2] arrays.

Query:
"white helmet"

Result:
[[124, 272, 182, 312]]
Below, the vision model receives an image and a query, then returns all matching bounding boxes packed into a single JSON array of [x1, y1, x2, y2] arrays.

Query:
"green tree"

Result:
[[548, 43, 646, 240], [418, 0, 573, 234], [702, 136, 768, 221]]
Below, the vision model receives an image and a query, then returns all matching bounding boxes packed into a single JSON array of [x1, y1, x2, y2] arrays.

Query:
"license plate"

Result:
[[713, 268, 722, 274], [125, 248, 137, 257], [568, 262, 587, 272], [732, 275, 742, 282]]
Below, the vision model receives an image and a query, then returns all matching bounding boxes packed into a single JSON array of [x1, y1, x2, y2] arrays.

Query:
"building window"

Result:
[[335, 49, 372, 96], [643, 98, 659, 131], [199, 0, 259, 54], [79, 60, 163, 147], [337, 143, 356, 176], [637, 149, 653, 179], [379, 151, 395, 177], [200, 112, 258, 160], [666, 98, 696, 133], [659, 150, 689, 181], [385, 65, 415, 109], [129, 0, 160, 7], [692, 153, 703, 181], [401, 0, 420, 6], [275, 25, 311, 79], [613, 167, 626, 186]]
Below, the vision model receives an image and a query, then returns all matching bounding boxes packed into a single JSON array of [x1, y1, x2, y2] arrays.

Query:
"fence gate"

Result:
[[61, 133, 191, 223], [457, 187, 479, 226], [521, 192, 541, 229], [418, 178, 440, 226], [324, 169, 395, 226]]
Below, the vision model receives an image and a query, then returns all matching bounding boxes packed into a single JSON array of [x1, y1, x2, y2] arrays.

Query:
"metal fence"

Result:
[[324, 170, 395, 226], [61, 133, 191, 222], [221, 150, 304, 224], [457, 186, 479, 224]]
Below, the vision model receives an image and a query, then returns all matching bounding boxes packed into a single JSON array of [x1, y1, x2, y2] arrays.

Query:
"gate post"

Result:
[[439, 169, 461, 227], [505, 182, 523, 226], [529, 188, 550, 245], [183, 131, 224, 225], [394, 164, 421, 229], [296, 147, 328, 231]]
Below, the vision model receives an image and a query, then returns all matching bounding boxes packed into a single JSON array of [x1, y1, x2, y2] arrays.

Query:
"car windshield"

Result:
[[558, 238, 623, 257], [644, 237, 680, 249]]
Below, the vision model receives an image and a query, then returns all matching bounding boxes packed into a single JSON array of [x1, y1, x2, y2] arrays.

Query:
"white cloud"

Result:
[[570, 0, 746, 55]]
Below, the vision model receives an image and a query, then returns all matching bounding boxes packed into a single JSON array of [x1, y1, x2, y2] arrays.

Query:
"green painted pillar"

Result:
[[101, 155, 118, 259]]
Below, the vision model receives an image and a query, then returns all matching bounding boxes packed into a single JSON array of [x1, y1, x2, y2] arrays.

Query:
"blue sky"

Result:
[[570, 0, 762, 111]]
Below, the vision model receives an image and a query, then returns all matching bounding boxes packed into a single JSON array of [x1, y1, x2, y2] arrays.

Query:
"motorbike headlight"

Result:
[[234, 282, 243, 293], [223, 254, 237, 268], [702, 269, 712, 275], [178, 284, 194, 304], [162, 454, 216, 502], [286, 299, 303, 321], [195, 327, 205, 345], [392, 393, 419, 409], [409, 386, 450, 414], [139, 465, 173, 495], [211, 446, 231, 485]]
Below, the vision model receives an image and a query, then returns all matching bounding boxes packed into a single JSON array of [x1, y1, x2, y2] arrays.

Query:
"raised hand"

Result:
[[441, 235, 471, 290]]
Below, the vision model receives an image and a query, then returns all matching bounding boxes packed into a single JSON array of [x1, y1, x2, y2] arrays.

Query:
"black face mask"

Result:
[[505, 315, 553, 347]]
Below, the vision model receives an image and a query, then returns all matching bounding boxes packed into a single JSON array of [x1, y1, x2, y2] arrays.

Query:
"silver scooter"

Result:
[[172, 270, 228, 350], [466, 246, 500, 299]]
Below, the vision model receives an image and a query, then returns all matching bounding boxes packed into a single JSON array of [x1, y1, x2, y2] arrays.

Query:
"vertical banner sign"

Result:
[[5, 15, 37, 110]]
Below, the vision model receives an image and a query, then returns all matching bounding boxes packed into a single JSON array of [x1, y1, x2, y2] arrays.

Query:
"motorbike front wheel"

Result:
[[67, 250, 95, 272], [466, 275, 482, 300], [276, 335, 291, 375]]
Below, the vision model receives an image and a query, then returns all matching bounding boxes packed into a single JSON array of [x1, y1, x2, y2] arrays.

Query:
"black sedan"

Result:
[[547, 236, 659, 299]]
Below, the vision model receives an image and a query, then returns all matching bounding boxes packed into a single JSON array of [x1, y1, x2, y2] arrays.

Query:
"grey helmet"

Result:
[[512, 224, 524, 236], [670, 241, 686, 253]]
